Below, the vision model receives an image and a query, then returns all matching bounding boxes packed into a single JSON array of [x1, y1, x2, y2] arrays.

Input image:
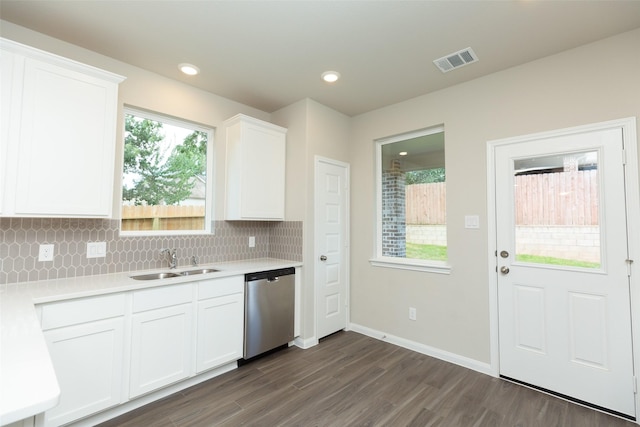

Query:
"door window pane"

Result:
[[514, 151, 600, 268]]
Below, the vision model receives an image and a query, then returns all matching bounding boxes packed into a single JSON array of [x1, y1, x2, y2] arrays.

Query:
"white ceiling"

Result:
[[2, 0, 640, 116]]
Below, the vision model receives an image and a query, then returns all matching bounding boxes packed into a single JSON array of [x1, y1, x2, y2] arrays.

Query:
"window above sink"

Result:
[[121, 107, 215, 236]]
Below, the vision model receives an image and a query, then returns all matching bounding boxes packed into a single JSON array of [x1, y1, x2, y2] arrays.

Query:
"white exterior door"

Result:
[[315, 157, 349, 339], [494, 124, 635, 418]]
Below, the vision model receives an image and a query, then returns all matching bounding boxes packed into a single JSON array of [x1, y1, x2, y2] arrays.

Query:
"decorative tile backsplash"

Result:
[[0, 218, 302, 284]]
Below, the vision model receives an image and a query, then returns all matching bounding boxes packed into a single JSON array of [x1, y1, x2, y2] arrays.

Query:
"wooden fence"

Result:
[[405, 182, 446, 224], [122, 205, 205, 231], [405, 170, 598, 226], [514, 170, 598, 226]]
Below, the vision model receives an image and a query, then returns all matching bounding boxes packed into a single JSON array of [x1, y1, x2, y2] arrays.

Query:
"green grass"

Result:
[[406, 243, 447, 261], [405, 243, 599, 268], [515, 254, 600, 269]]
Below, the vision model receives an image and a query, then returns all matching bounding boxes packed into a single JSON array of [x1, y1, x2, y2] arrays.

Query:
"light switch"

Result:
[[87, 242, 107, 258], [465, 215, 480, 229]]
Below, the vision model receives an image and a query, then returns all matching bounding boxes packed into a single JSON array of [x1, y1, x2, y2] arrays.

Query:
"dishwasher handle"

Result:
[[245, 267, 295, 282]]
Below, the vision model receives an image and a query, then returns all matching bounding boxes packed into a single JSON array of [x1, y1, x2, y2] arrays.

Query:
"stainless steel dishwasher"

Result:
[[243, 267, 295, 360]]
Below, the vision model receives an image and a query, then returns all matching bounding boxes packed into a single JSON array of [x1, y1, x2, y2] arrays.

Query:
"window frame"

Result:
[[120, 106, 215, 237], [370, 125, 451, 274]]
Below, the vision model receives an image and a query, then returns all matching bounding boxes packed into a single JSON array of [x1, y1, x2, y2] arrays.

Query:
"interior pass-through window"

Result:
[[372, 125, 449, 273]]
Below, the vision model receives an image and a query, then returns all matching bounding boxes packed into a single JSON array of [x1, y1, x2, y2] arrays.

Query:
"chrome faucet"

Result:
[[191, 255, 199, 266], [161, 248, 177, 269]]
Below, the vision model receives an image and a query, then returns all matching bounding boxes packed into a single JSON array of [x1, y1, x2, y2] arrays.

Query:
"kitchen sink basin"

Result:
[[131, 268, 219, 280], [179, 268, 219, 276], [131, 272, 182, 280]]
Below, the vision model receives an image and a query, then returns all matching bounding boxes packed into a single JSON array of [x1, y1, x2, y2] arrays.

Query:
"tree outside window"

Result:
[[121, 108, 213, 234]]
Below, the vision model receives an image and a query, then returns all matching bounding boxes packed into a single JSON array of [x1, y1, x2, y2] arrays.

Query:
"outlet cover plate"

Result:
[[38, 244, 54, 262], [465, 215, 480, 229], [87, 242, 107, 258]]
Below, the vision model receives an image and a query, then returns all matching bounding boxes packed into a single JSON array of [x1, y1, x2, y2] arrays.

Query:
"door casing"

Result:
[[486, 117, 640, 421]]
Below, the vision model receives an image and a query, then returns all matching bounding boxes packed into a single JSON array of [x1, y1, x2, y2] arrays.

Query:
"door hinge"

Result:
[[622, 148, 627, 165], [626, 259, 634, 276], [634, 376, 637, 394]]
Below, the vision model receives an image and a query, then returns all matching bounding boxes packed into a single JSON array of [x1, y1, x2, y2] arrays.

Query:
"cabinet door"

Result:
[[14, 57, 118, 216], [0, 48, 16, 214], [225, 115, 287, 220], [43, 317, 124, 427], [196, 292, 243, 373], [238, 122, 286, 219], [129, 304, 193, 398]]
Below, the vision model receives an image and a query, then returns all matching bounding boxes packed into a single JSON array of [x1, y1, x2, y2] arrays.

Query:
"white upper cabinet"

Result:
[[0, 38, 125, 217], [224, 114, 287, 220]]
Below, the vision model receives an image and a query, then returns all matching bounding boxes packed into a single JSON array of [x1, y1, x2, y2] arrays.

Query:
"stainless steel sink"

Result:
[[131, 272, 182, 280], [179, 268, 219, 276], [131, 268, 219, 280]]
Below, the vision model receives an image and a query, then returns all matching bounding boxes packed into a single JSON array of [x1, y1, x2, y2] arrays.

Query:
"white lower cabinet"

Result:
[[129, 284, 193, 398], [40, 294, 126, 427], [196, 276, 244, 373], [38, 275, 247, 426]]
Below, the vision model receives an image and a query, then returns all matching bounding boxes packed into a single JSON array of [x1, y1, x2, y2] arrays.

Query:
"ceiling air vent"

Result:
[[433, 47, 478, 73]]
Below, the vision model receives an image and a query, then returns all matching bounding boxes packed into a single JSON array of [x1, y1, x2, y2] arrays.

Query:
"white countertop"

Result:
[[0, 258, 301, 426]]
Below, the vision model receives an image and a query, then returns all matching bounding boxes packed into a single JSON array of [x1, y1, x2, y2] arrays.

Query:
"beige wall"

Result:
[[273, 99, 350, 340], [3, 20, 639, 360], [0, 20, 270, 221], [349, 28, 640, 363]]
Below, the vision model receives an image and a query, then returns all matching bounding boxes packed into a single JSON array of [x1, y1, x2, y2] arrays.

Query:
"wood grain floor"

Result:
[[97, 331, 636, 427]]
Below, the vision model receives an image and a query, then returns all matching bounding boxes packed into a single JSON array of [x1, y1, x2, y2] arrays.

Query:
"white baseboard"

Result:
[[293, 335, 318, 349], [349, 322, 493, 376]]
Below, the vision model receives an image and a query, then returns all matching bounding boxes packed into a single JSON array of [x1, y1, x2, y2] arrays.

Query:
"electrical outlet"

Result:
[[409, 307, 417, 321], [39, 244, 54, 262], [249, 236, 256, 248]]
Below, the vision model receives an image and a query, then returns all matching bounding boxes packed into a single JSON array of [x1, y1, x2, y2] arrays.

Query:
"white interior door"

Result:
[[315, 157, 349, 340], [495, 126, 635, 418]]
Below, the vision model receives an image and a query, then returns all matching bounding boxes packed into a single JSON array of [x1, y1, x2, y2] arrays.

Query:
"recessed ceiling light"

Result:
[[321, 71, 340, 83], [179, 63, 200, 76], [399, 151, 408, 156]]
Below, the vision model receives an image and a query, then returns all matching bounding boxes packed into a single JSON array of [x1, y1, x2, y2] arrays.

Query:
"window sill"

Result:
[[119, 229, 214, 237], [369, 257, 451, 274]]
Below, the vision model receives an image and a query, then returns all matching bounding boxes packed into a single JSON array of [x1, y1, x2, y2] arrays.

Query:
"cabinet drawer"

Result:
[[197, 276, 243, 300], [132, 284, 192, 313], [41, 293, 126, 330]]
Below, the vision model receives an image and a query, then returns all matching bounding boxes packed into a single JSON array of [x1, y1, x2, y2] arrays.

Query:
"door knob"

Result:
[[320, 255, 327, 261], [500, 266, 510, 274]]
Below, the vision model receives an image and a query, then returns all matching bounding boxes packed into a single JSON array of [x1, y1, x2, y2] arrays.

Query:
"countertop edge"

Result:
[[0, 258, 301, 424]]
